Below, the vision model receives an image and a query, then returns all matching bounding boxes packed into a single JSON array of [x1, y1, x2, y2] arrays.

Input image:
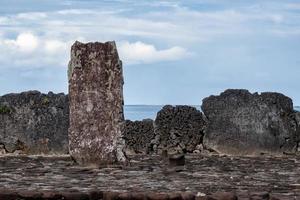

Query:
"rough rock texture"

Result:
[[124, 119, 155, 155], [0, 91, 69, 154], [296, 112, 300, 152], [68, 41, 126, 165], [0, 154, 299, 199], [296, 112, 300, 128], [152, 105, 206, 154], [202, 89, 300, 155]]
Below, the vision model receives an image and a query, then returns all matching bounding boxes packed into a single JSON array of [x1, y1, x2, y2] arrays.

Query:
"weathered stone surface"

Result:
[[296, 112, 300, 125], [68, 41, 126, 165], [197, 192, 237, 200], [202, 89, 299, 155], [249, 192, 270, 200], [166, 153, 186, 168], [124, 119, 155, 154], [152, 105, 206, 154], [296, 112, 300, 152], [0, 154, 298, 199], [0, 91, 69, 154]]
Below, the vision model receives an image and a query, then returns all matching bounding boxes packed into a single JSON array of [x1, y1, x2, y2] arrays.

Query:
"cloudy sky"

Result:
[[0, 0, 299, 105]]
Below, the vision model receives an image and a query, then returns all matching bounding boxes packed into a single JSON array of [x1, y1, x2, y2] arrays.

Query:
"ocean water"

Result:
[[124, 105, 300, 121], [124, 105, 201, 121]]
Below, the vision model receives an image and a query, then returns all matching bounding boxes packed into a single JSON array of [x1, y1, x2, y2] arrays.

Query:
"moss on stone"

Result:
[[0, 105, 11, 114], [42, 97, 50, 105]]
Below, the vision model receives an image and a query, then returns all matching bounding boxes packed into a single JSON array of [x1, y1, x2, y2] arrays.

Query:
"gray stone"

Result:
[[153, 105, 206, 154], [0, 91, 69, 154], [296, 112, 300, 152], [68, 41, 126, 165], [202, 89, 299, 155], [0, 154, 298, 199], [296, 112, 300, 127], [124, 119, 155, 155]]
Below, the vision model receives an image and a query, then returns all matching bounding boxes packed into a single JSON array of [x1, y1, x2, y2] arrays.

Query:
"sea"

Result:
[[124, 105, 300, 121]]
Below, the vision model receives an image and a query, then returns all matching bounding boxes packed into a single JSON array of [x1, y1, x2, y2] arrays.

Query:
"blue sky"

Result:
[[0, 0, 300, 105]]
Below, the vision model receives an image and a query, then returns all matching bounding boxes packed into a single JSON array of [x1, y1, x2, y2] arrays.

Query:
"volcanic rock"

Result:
[[168, 153, 185, 167], [0, 91, 69, 154], [152, 105, 206, 154], [68, 41, 126, 165], [197, 192, 238, 200], [296, 111, 300, 152], [124, 119, 155, 154], [202, 89, 299, 155]]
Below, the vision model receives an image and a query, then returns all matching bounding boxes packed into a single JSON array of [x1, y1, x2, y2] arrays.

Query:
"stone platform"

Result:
[[0, 154, 299, 199]]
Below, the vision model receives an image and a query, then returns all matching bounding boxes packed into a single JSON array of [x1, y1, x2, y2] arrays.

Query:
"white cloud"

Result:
[[3, 33, 39, 53], [0, 2, 299, 70], [16, 12, 47, 20], [1, 5, 297, 48], [0, 32, 70, 68], [15, 33, 39, 52], [57, 9, 95, 15], [45, 40, 67, 54], [118, 41, 191, 64]]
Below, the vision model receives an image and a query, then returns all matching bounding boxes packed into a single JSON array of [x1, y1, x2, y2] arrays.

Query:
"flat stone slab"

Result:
[[0, 154, 299, 199]]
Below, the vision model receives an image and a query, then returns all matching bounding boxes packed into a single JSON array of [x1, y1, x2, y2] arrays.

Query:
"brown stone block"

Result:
[[60, 191, 90, 200], [88, 190, 104, 200], [0, 190, 19, 200], [118, 192, 132, 200], [17, 190, 43, 199], [250, 192, 270, 200], [205, 192, 238, 200], [68, 41, 126, 166], [181, 192, 196, 200], [41, 191, 63, 199], [146, 192, 170, 200], [168, 193, 183, 200], [130, 192, 147, 200], [103, 191, 120, 200]]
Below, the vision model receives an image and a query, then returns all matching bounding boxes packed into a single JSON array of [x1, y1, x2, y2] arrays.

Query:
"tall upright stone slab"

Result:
[[68, 41, 126, 165]]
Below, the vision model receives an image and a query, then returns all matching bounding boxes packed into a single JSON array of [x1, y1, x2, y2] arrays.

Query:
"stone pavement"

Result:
[[0, 154, 299, 199]]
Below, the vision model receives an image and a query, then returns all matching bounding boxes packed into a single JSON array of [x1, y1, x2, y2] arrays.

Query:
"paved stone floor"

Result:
[[0, 154, 299, 199]]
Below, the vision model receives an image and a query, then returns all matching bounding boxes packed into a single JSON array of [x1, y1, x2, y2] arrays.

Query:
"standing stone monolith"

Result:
[[68, 41, 127, 165]]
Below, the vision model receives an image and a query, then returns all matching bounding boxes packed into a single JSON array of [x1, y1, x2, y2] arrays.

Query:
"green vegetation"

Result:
[[42, 97, 50, 105], [0, 105, 11, 114]]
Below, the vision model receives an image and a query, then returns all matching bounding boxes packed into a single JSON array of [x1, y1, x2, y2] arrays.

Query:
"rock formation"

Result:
[[68, 41, 126, 165], [152, 105, 206, 154], [124, 119, 155, 155], [202, 89, 299, 155], [296, 112, 300, 151], [296, 112, 300, 126], [0, 91, 69, 154]]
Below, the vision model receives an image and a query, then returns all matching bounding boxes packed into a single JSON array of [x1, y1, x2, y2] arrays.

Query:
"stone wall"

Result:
[[0, 95, 205, 155], [123, 119, 154, 155], [124, 106, 207, 155], [0, 91, 69, 154], [202, 89, 299, 155], [296, 112, 300, 151], [0, 89, 299, 156], [152, 105, 206, 154]]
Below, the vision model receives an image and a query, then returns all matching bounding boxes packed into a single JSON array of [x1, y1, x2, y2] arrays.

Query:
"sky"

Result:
[[0, 0, 299, 105]]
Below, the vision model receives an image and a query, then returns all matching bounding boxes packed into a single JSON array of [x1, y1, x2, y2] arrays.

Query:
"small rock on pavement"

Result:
[[196, 192, 238, 200], [249, 192, 270, 200]]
